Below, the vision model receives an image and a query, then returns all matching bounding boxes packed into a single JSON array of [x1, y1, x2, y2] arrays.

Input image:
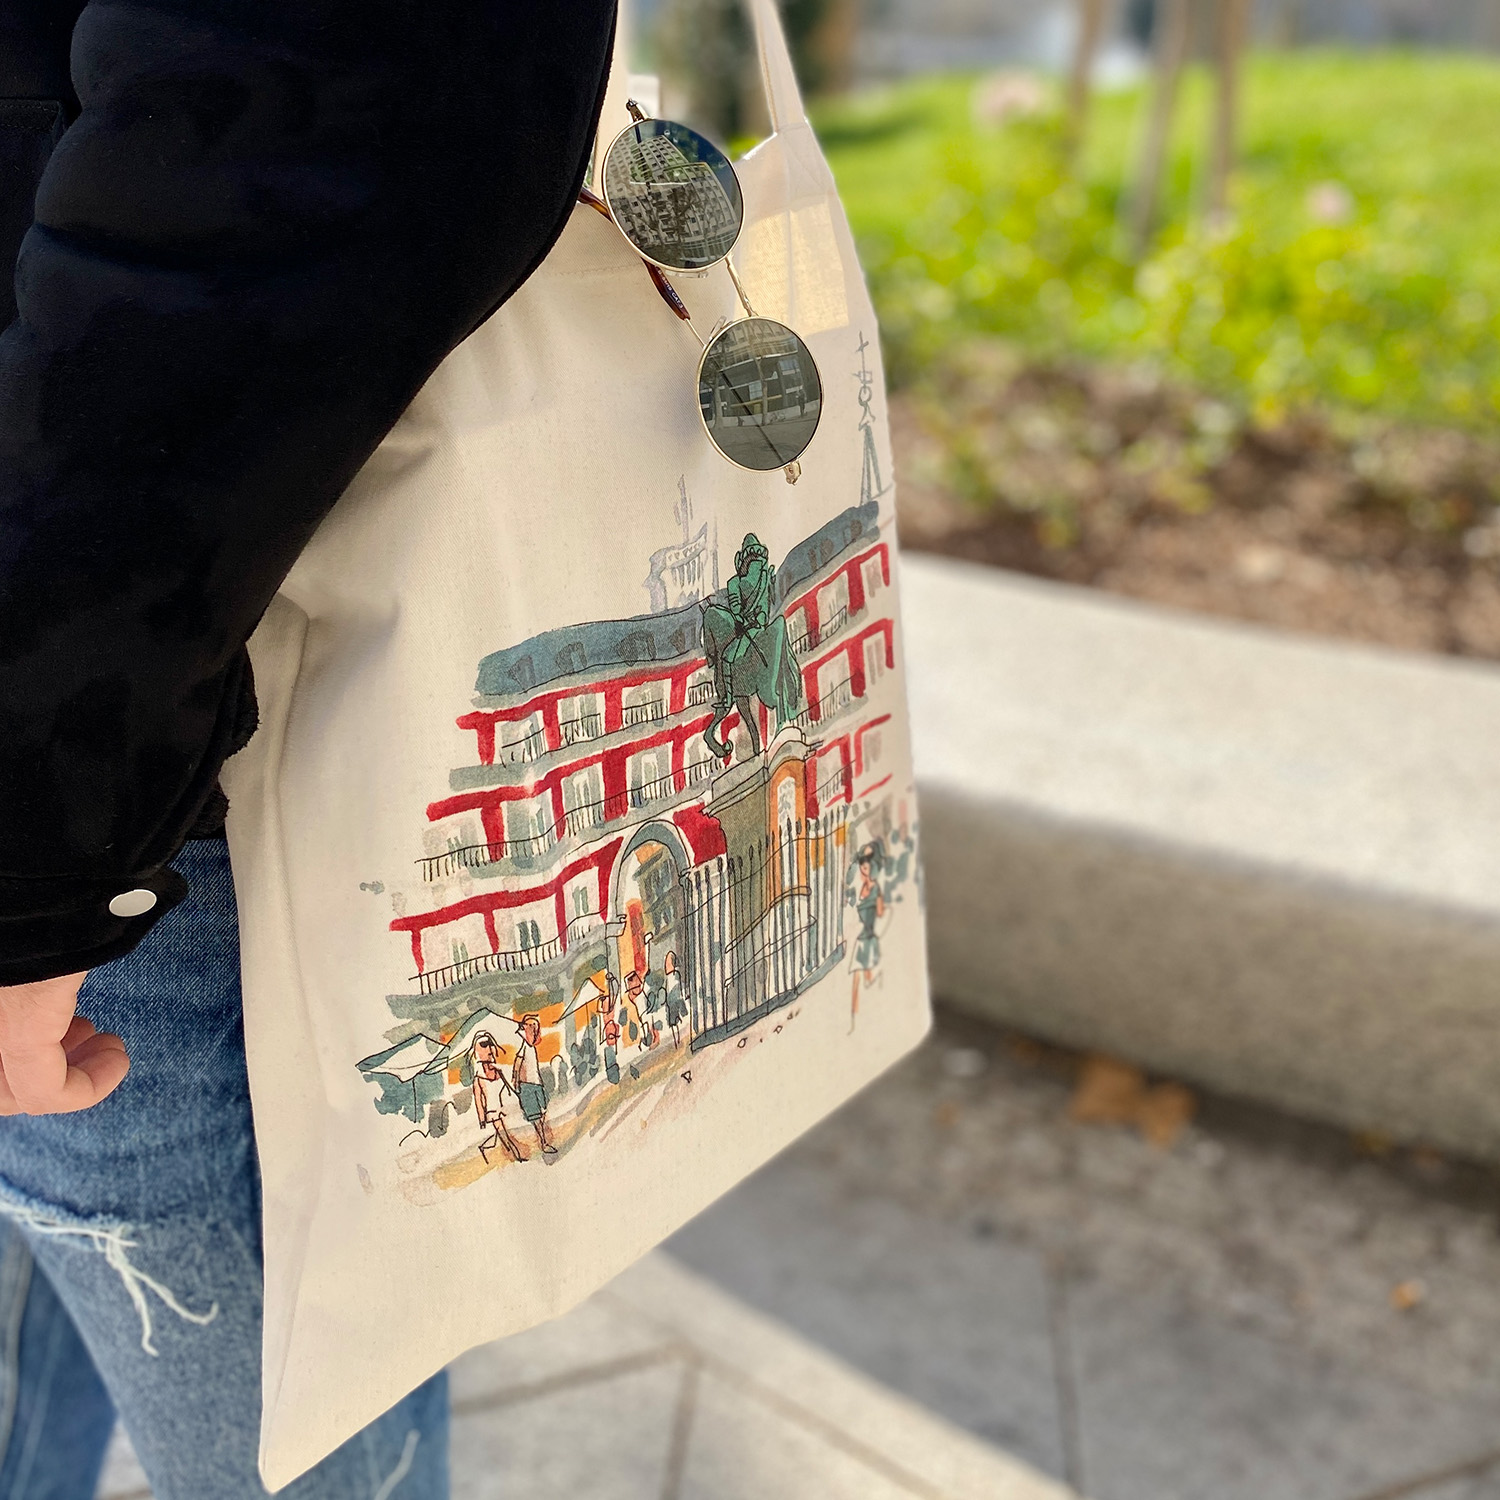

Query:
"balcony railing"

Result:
[[497, 725, 548, 767], [564, 797, 609, 837], [413, 938, 562, 995], [558, 712, 603, 748], [816, 763, 852, 804], [621, 699, 668, 729], [503, 828, 556, 861], [565, 912, 604, 947], [419, 828, 556, 881], [685, 680, 716, 707], [629, 771, 676, 809], [820, 677, 855, 719], [419, 842, 503, 882], [684, 755, 717, 786], [788, 604, 850, 658]]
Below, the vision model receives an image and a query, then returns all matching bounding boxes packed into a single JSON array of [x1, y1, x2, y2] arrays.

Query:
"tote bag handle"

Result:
[[596, 0, 808, 159], [746, 0, 808, 136]]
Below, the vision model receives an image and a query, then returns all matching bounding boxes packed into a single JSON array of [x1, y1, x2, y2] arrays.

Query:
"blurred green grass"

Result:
[[813, 51, 1500, 428]]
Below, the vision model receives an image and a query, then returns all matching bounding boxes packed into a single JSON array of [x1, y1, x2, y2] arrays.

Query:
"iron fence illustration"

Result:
[[680, 805, 848, 1050]]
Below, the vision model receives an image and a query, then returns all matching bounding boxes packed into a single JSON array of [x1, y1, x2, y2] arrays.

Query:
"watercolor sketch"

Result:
[[355, 333, 918, 1192]]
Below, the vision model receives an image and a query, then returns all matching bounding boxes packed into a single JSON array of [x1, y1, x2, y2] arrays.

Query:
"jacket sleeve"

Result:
[[0, 0, 617, 985]]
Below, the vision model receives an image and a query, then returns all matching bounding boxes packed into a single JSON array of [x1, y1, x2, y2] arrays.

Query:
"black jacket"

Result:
[[0, 0, 617, 984]]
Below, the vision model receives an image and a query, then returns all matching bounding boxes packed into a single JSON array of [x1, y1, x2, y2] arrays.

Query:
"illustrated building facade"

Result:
[[376, 501, 899, 1085]]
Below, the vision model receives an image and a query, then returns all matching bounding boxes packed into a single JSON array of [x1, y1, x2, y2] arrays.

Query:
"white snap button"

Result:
[[108, 889, 158, 918]]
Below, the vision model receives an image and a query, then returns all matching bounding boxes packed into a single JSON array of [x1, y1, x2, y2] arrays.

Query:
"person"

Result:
[[0, 1, 616, 1494], [849, 843, 886, 1032], [470, 1031, 526, 1165], [511, 1016, 558, 1157], [663, 950, 688, 1048], [625, 969, 658, 1050]]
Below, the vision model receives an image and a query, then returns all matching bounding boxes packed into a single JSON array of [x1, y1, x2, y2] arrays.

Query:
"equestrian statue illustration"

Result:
[[702, 533, 803, 758]]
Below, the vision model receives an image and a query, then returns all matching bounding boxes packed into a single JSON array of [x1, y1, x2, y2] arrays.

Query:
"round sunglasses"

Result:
[[581, 104, 823, 483]]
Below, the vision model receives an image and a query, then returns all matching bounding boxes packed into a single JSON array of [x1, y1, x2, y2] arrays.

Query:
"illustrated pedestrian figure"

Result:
[[663, 951, 688, 1047], [470, 1031, 526, 1164], [511, 1015, 558, 1155], [849, 843, 886, 1032], [624, 970, 657, 1050], [600, 977, 623, 1085]]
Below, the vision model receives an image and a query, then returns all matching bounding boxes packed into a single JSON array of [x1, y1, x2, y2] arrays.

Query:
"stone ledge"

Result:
[[903, 553, 1500, 1160]]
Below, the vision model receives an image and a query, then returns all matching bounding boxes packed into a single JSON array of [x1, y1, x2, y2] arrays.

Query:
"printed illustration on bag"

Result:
[[356, 334, 917, 1191]]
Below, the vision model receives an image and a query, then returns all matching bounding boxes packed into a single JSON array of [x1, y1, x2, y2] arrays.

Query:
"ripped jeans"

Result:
[[0, 839, 450, 1498]]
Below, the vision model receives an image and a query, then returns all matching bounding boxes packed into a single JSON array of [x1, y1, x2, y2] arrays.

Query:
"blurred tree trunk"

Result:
[[1207, 0, 1252, 225], [806, 0, 862, 94], [1067, 0, 1112, 154], [1272, 0, 1303, 46], [657, 0, 846, 141], [659, 0, 754, 139], [1130, 0, 1194, 256]]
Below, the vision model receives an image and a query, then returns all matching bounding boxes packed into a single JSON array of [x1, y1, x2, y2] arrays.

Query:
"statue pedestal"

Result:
[[707, 726, 811, 857]]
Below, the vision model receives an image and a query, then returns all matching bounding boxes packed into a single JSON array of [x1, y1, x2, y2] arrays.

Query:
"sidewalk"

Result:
[[100, 1009, 1500, 1500], [98, 1251, 1067, 1500]]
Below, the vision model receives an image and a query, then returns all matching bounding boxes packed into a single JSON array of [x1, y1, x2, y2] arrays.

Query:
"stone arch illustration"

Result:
[[608, 817, 698, 990]]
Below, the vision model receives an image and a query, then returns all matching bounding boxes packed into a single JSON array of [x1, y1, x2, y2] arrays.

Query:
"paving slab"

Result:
[[608, 1251, 1074, 1500], [677, 1369, 919, 1500], [448, 1291, 677, 1410], [98, 1427, 149, 1500], [450, 1359, 682, 1500], [1064, 1274, 1500, 1500], [665, 1154, 1067, 1475], [1402, 1464, 1500, 1500]]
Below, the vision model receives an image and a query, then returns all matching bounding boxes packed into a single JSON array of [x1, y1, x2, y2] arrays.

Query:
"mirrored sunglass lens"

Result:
[[698, 318, 823, 472], [602, 119, 744, 272]]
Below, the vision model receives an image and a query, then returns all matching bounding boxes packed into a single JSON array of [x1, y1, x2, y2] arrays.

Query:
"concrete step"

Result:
[[903, 553, 1500, 1160]]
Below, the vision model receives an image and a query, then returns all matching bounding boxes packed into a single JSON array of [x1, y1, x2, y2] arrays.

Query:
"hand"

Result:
[[0, 973, 130, 1115]]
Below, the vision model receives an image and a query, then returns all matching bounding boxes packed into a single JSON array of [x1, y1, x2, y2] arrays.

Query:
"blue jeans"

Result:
[[0, 840, 450, 1498]]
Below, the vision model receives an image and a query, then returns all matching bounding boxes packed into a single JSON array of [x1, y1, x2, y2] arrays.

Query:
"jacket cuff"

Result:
[[0, 867, 189, 986]]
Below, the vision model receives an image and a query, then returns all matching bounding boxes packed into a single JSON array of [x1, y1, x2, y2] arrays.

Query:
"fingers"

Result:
[[0, 973, 86, 1052], [0, 1035, 130, 1115], [0, 972, 130, 1115]]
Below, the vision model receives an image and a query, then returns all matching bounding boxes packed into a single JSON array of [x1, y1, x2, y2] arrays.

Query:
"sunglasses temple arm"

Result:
[[577, 188, 695, 327]]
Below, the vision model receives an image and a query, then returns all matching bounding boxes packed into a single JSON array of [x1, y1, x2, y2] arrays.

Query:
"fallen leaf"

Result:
[[1355, 1130, 1396, 1158], [1069, 1055, 1146, 1125], [1391, 1279, 1427, 1312], [1138, 1083, 1198, 1148]]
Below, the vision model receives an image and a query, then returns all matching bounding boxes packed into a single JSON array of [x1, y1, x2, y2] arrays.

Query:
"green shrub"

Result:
[[816, 52, 1500, 428]]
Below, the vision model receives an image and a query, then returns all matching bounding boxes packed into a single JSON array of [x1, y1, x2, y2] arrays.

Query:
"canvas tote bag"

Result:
[[221, 0, 930, 1484]]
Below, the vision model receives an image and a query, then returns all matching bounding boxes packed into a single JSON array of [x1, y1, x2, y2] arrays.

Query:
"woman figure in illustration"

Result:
[[663, 950, 688, 1048], [848, 843, 887, 1032], [470, 1031, 526, 1165], [701, 533, 802, 759], [512, 1014, 558, 1156]]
